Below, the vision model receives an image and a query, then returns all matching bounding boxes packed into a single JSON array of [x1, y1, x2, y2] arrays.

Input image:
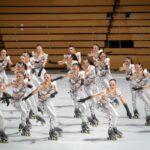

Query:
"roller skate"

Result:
[[36, 115, 46, 125], [113, 127, 123, 138], [19, 123, 24, 132], [133, 109, 139, 119], [74, 108, 81, 118], [0, 131, 8, 143], [21, 125, 30, 136], [107, 128, 117, 141], [29, 110, 36, 119], [88, 117, 97, 127], [91, 114, 99, 126], [112, 99, 119, 106], [48, 129, 58, 140], [26, 118, 32, 129], [145, 115, 150, 126], [81, 122, 90, 134], [54, 127, 63, 137], [127, 111, 132, 119], [37, 107, 44, 115]]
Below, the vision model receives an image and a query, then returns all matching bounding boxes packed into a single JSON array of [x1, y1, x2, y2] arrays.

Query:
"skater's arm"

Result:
[[51, 74, 69, 82], [78, 92, 104, 103], [143, 84, 150, 88], [22, 86, 42, 101]]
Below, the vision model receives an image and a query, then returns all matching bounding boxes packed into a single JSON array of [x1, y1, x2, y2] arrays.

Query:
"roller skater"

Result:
[[22, 73, 62, 140]]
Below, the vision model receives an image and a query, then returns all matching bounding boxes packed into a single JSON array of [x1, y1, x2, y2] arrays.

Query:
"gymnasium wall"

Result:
[[0, 0, 150, 69]]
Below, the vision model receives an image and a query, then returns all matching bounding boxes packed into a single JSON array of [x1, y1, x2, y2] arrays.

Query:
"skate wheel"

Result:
[[41, 122, 46, 126], [133, 116, 139, 119], [116, 135, 122, 138], [57, 132, 62, 137], [145, 123, 150, 126], [107, 137, 117, 141], [48, 137, 58, 140]]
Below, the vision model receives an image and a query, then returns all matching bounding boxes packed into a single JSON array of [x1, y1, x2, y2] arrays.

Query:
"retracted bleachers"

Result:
[[108, 0, 150, 69], [0, 0, 113, 68], [0, 0, 149, 69]]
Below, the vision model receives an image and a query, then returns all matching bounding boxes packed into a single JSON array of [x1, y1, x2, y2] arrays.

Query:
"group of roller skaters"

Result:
[[0, 44, 150, 143]]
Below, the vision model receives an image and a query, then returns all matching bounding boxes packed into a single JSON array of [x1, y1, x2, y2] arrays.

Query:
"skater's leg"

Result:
[[80, 103, 90, 133], [102, 102, 119, 140], [138, 91, 150, 125], [72, 93, 81, 118], [45, 100, 59, 140]]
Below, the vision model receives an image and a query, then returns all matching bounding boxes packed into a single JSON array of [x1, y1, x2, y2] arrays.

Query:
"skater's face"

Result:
[[82, 60, 89, 69], [135, 64, 142, 72], [92, 45, 99, 52], [20, 56, 25, 63], [100, 53, 106, 60], [16, 64, 25, 72], [68, 47, 75, 54], [0, 49, 7, 57], [124, 58, 130, 66], [22, 53, 30, 63], [16, 72, 25, 82], [36, 45, 43, 53], [44, 74, 51, 82], [72, 65, 80, 72], [109, 80, 116, 89]]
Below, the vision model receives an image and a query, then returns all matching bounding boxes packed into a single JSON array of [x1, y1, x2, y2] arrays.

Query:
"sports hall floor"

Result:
[[0, 72, 150, 150]]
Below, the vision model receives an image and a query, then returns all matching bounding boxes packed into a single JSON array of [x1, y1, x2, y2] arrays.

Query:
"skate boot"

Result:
[[127, 111, 132, 119], [107, 128, 117, 141], [74, 108, 81, 118], [145, 115, 150, 126], [26, 118, 32, 129], [91, 114, 99, 126], [36, 115, 46, 125], [54, 127, 63, 137], [113, 127, 123, 138], [48, 129, 58, 140], [37, 107, 44, 114], [133, 109, 139, 119], [29, 110, 35, 119], [112, 99, 119, 106], [88, 117, 97, 127], [19, 123, 24, 132], [21, 125, 30, 136], [0, 131, 8, 143], [81, 122, 90, 133]]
